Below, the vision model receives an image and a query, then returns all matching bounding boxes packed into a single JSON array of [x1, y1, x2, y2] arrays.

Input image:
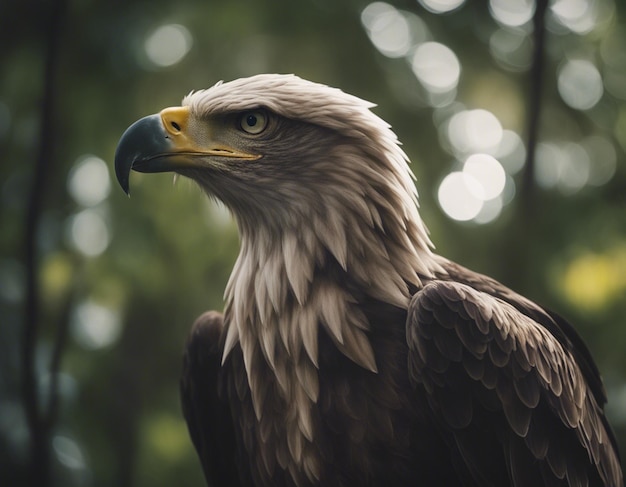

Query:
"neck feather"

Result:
[[218, 142, 443, 484], [221, 164, 443, 366]]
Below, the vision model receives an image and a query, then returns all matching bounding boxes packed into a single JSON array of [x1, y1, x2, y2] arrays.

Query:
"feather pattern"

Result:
[[407, 277, 623, 486], [166, 75, 624, 487]]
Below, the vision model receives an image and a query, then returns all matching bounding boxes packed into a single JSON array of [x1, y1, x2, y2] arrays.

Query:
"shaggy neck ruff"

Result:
[[221, 137, 443, 365]]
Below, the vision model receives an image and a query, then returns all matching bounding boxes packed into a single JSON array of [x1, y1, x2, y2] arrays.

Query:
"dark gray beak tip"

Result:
[[116, 167, 131, 196], [114, 114, 166, 196]]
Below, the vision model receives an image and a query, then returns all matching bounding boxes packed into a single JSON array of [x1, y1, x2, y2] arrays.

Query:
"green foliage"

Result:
[[1, 0, 625, 485]]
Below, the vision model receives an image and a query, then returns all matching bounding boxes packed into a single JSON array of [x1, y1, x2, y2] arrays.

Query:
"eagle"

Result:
[[114, 74, 623, 487]]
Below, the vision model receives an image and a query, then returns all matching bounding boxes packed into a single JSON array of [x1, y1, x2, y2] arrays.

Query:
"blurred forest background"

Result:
[[1, 0, 625, 485]]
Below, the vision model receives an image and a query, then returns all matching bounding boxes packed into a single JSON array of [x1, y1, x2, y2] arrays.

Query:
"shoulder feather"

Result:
[[407, 281, 623, 487]]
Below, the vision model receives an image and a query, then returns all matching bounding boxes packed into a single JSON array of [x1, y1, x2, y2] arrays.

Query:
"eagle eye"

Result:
[[239, 111, 268, 135]]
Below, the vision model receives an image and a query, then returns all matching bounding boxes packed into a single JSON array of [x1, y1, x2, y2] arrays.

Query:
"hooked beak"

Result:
[[114, 106, 260, 195]]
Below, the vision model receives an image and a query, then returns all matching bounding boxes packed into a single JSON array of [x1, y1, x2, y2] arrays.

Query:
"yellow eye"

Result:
[[239, 111, 268, 135]]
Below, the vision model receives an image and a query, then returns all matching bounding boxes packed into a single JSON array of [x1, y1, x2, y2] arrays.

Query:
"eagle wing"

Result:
[[180, 311, 245, 487], [406, 280, 623, 487]]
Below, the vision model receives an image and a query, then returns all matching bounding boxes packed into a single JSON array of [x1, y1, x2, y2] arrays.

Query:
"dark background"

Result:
[[1, 0, 625, 485]]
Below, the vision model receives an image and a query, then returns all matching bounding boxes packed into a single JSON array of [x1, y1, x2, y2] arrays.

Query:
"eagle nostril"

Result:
[[171, 121, 181, 131]]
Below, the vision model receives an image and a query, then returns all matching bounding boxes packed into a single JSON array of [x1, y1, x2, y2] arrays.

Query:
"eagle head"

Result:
[[115, 74, 441, 310], [117, 75, 427, 236]]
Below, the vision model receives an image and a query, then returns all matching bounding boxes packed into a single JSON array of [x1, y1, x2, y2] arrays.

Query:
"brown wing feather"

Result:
[[407, 280, 623, 487], [180, 311, 246, 486]]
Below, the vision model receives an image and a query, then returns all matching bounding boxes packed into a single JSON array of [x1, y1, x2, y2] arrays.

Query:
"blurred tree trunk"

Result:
[[499, 0, 549, 293], [20, 0, 68, 485], [520, 0, 548, 215]]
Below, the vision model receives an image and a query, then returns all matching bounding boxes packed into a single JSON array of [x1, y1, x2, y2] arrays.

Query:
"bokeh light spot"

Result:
[[463, 153, 506, 200], [474, 196, 504, 224], [447, 109, 503, 155], [67, 209, 110, 257], [494, 130, 526, 175], [67, 155, 110, 207], [53, 435, 86, 470], [535, 141, 591, 194], [438, 172, 484, 221], [144, 414, 191, 463], [489, 0, 535, 27], [411, 42, 461, 94], [361, 3, 412, 58], [561, 143, 591, 192], [550, 0, 610, 34], [41, 253, 74, 304], [560, 248, 626, 312], [71, 300, 122, 350], [502, 174, 517, 205], [582, 135, 616, 186], [558, 59, 603, 110], [144, 24, 192, 68], [417, 0, 466, 14]]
